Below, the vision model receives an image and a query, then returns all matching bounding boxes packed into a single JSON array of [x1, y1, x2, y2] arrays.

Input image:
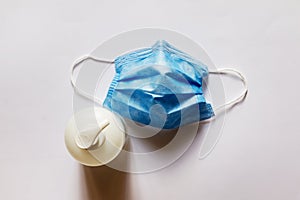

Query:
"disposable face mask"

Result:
[[71, 40, 248, 130]]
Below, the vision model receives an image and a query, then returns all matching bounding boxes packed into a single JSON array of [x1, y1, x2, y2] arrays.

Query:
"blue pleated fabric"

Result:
[[103, 40, 214, 129]]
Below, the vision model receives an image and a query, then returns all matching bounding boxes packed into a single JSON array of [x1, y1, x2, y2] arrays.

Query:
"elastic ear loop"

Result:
[[70, 55, 115, 105], [198, 68, 248, 159]]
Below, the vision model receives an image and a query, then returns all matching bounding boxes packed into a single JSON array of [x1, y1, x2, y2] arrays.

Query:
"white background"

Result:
[[0, 0, 300, 199]]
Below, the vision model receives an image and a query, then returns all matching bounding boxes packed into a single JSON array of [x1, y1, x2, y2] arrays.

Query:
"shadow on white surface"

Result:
[[81, 141, 132, 200], [82, 165, 132, 200], [130, 126, 204, 153]]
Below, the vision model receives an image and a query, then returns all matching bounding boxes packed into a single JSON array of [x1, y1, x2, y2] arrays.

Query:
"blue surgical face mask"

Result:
[[71, 40, 248, 129]]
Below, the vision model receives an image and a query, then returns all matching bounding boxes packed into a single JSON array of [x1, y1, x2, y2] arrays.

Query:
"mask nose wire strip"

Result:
[[70, 55, 115, 104], [198, 68, 248, 160], [209, 68, 248, 113]]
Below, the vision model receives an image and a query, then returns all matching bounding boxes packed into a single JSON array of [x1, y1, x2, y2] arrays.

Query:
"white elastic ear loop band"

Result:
[[70, 55, 114, 105], [209, 68, 248, 113], [198, 68, 248, 160]]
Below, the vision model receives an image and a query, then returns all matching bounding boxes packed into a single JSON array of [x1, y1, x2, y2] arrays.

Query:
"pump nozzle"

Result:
[[75, 120, 110, 149]]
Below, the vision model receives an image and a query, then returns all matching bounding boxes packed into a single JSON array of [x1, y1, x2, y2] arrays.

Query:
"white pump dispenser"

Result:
[[65, 107, 125, 166]]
